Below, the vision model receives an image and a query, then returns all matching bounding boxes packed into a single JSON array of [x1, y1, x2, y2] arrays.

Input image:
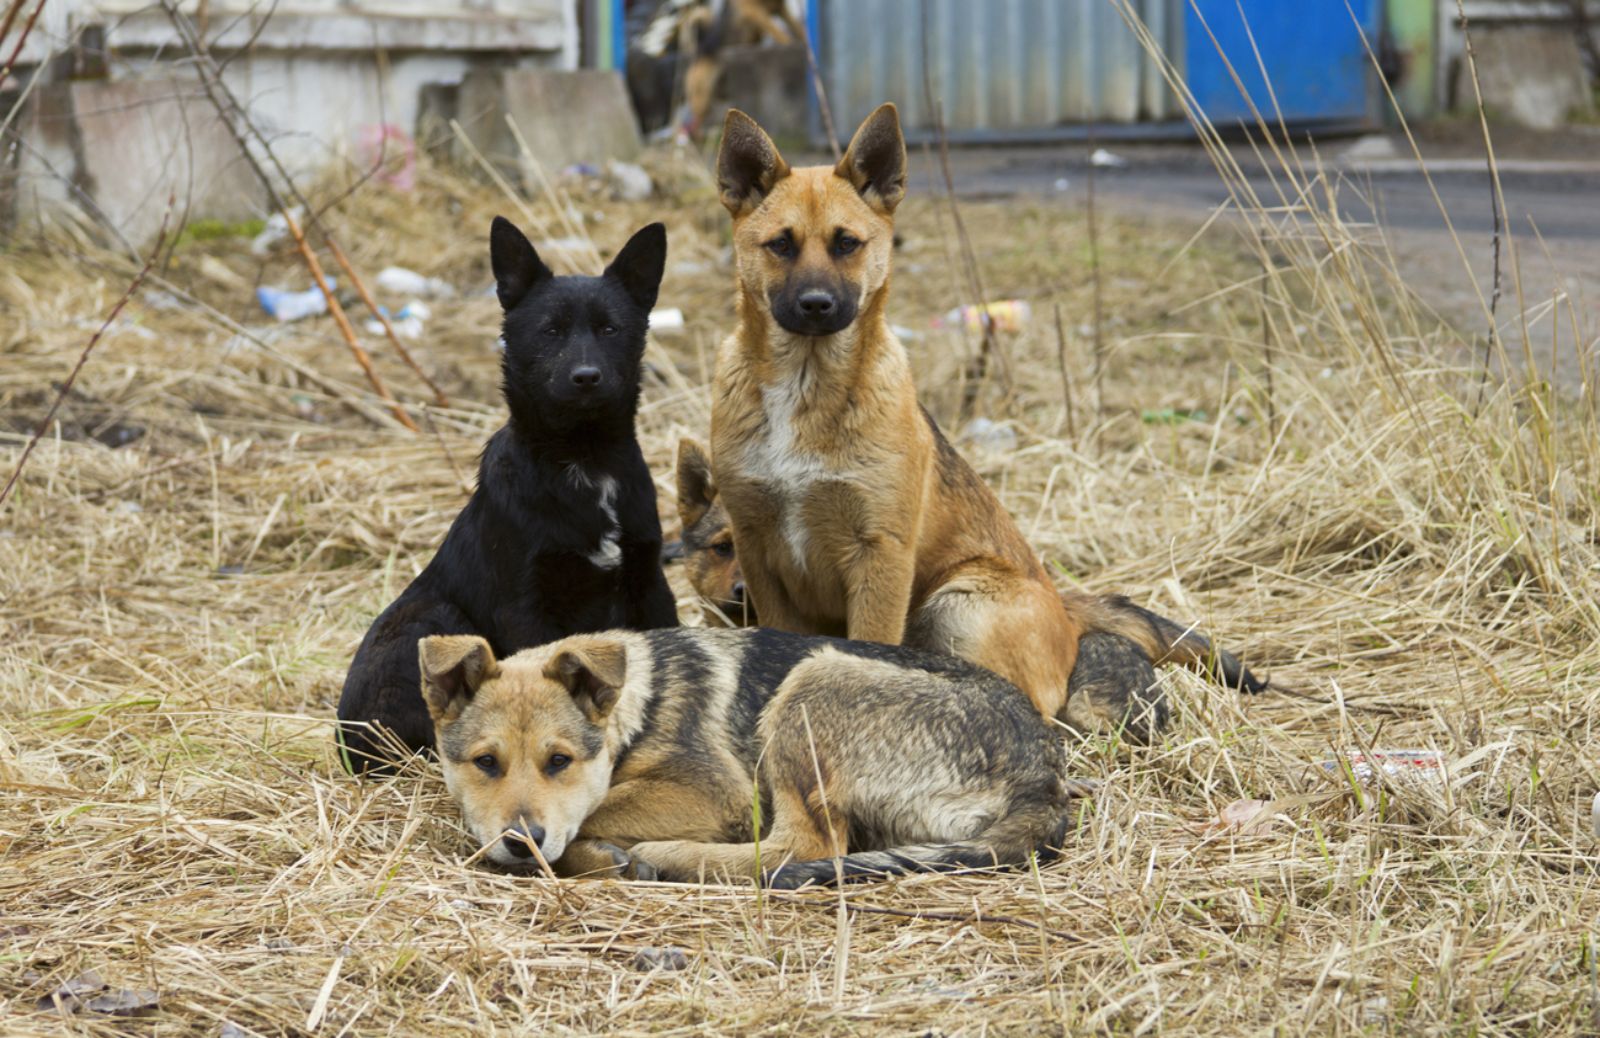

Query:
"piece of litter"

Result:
[[250, 208, 302, 255], [958, 417, 1018, 455], [629, 946, 689, 972], [607, 160, 654, 202], [1053, 176, 1071, 192], [1089, 147, 1128, 168], [1141, 408, 1208, 425], [1318, 749, 1446, 786], [448, 899, 474, 912], [936, 300, 1031, 335], [649, 307, 685, 335], [375, 267, 454, 299], [257, 282, 332, 323]]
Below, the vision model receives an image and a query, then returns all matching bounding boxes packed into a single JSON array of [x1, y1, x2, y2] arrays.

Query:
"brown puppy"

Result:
[[674, 438, 756, 628], [708, 103, 1262, 734]]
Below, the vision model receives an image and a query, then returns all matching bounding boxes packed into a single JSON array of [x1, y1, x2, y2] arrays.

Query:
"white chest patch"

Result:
[[571, 468, 623, 570], [747, 381, 829, 570]]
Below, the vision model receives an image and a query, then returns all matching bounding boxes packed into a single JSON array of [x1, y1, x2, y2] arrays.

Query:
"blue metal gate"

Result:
[[1183, 0, 1380, 125]]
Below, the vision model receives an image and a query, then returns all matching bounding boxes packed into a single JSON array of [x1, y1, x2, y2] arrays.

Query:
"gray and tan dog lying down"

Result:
[[420, 627, 1091, 888]]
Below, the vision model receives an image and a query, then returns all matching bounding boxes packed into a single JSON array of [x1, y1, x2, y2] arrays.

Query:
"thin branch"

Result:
[[1454, 2, 1507, 414], [796, 14, 840, 160], [1054, 302, 1077, 439], [0, 205, 174, 514], [283, 209, 418, 431], [0, 0, 46, 92], [918, 3, 1007, 420]]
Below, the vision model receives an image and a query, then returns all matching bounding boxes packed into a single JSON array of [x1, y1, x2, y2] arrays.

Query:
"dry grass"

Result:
[[2, 116, 1599, 1036]]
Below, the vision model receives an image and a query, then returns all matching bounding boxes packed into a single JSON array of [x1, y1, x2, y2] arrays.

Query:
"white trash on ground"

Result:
[[649, 307, 685, 335], [256, 281, 332, 323], [375, 267, 455, 299]]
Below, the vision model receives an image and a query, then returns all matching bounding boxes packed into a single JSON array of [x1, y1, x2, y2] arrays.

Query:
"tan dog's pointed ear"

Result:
[[717, 109, 791, 216], [543, 641, 628, 722], [420, 636, 498, 725], [675, 437, 716, 529], [834, 102, 907, 213]]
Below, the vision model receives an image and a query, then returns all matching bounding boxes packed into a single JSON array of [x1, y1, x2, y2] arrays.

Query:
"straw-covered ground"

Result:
[[2, 137, 1598, 1036]]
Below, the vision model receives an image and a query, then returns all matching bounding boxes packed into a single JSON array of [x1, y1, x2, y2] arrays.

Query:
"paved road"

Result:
[[914, 141, 1600, 390]]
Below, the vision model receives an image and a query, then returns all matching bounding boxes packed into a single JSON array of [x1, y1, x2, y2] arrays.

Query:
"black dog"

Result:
[[336, 218, 680, 773]]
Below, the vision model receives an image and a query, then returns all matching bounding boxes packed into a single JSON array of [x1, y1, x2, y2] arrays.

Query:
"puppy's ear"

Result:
[[543, 641, 628, 722], [834, 103, 907, 214], [717, 109, 791, 217], [675, 437, 716, 529], [420, 636, 498, 725], [604, 222, 667, 313], [490, 216, 553, 312]]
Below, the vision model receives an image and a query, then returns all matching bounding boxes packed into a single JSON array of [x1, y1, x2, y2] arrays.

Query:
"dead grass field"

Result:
[[2, 133, 1599, 1037]]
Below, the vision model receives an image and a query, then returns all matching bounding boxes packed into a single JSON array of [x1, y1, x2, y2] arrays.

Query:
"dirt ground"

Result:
[[1, 137, 1598, 1036]]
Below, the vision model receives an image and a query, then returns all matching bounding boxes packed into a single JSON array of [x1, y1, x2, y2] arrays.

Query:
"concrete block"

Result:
[[12, 77, 265, 246], [1458, 25, 1595, 130], [456, 68, 641, 182]]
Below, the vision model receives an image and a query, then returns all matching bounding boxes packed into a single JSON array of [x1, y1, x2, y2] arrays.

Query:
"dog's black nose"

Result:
[[571, 366, 602, 388], [730, 581, 746, 604], [502, 823, 545, 859], [797, 290, 836, 316]]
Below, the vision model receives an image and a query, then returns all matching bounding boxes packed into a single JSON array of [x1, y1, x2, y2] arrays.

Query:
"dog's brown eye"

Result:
[[765, 234, 794, 258], [474, 754, 499, 776], [599, 324, 617, 337], [541, 325, 560, 337], [546, 753, 571, 774], [832, 234, 861, 257], [711, 541, 734, 558]]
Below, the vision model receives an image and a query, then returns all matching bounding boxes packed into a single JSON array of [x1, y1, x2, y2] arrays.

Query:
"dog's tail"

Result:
[[762, 790, 1086, 889], [1067, 592, 1267, 694]]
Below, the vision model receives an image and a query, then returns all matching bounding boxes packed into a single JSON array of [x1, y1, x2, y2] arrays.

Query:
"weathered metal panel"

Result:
[[817, 0, 1183, 138], [1183, 0, 1380, 125]]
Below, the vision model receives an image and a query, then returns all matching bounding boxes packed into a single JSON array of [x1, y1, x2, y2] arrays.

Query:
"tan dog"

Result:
[[708, 104, 1263, 735], [674, 437, 755, 628], [421, 627, 1082, 886]]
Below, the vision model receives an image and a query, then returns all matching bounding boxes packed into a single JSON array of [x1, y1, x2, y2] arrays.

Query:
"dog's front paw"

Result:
[[593, 841, 660, 882]]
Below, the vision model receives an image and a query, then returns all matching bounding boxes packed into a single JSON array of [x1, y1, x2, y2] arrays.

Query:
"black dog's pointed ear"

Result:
[[717, 109, 791, 217], [834, 103, 907, 213], [604, 222, 667, 313], [543, 641, 628, 722], [490, 215, 552, 311], [420, 636, 498, 725], [675, 437, 716, 529]]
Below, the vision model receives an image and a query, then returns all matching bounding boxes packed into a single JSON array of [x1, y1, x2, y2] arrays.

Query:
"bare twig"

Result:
[[282, 210, 417, 431], [156, 0, 434, 418], [796, 15, 840, 160], [1054, 302, 1077, 439], [1085, 115, 1106, 420], [0, 205, 173, 513], [0, 0, 45, 92], [1454, 2, 1508, 414], [918, 3, 1007, 420], [326, 237, 449, 407]]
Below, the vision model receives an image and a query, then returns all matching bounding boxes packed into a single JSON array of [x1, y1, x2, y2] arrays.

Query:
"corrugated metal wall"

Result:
[[816, 0, 1184, 137]]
